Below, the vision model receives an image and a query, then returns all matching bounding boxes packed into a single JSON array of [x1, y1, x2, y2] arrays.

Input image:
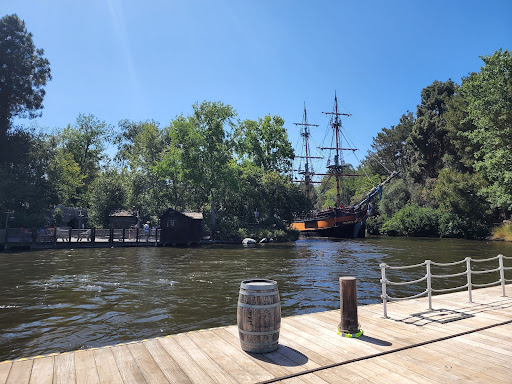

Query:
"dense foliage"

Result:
[[362, 50, 512, 239], [1, 13, 510, 240]]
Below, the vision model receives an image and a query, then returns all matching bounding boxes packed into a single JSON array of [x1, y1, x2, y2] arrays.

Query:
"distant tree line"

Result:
[[1, 13, 510, 240]]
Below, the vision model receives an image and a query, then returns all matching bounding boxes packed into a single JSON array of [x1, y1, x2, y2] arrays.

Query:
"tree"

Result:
[[406, 80, 455, 182], [87, 169, 128, 227], [0, 14, 51, 138], [234, 115, 294, 173], [55, 114, 112, 205], [365, 112, 414, 176], [50, 150, 85, 206], [460, 49, 512, 209], [163, 102, 236, 228], [0, 128, 56, 227], [433, 169, 490, 238], [444, 84, 481, 172]]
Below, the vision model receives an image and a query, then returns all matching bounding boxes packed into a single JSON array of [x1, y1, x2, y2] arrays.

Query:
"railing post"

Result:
[[122, 228, 125, 243], [466, 257, 472, 303], [499, 254, 506, 297], [68, 228, 72, 243], [136, 228, 139, 245], [380, 263, 388, 318], [426, 260, 432, 310]]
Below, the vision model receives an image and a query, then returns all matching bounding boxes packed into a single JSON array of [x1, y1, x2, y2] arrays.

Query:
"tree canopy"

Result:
[[0, 14, 51, 138]]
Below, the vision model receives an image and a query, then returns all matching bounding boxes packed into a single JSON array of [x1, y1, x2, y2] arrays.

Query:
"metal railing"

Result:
[[380, 254, 512, 318], [1, 227, 161, 247]]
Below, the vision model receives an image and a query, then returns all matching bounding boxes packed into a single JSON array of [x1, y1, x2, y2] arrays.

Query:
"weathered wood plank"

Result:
[[212, 327, 302, 380], [29, 357, 53, 384], [187, 330, 265, 383], [143, 339, 192, 384], [158, 336, 216, 384], [127, 341, 170, 384], [192, 328, 274, 382], [5, 359, 32, 384], [75, 350, 100, 384], [0, 362, 11, 384], [111, 344, 147, 384], [93, 347, 124, 384], [424, 336, 512, 382], [173, 333, 239, 384], [53, 353, 76, 384]]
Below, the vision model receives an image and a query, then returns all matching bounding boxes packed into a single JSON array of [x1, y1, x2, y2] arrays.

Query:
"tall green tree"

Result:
[[365, 112, 414, 176], [460, 49, 512, 209], [164, 102, 236, 228], [234, 115, 294, 173], [55, 114, 112, 205], [0, 14, 51, 140], [87, 168, 128, 228], [406, 80, 456, 182], [0, 128, 56, 227]]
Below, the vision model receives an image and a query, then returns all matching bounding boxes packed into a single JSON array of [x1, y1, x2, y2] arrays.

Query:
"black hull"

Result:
[[299, 219, 367, 239]]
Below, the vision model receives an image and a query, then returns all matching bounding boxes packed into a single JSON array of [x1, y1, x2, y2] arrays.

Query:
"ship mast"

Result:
[[294, 104, 320, 199], [322, 92, 353, 207]]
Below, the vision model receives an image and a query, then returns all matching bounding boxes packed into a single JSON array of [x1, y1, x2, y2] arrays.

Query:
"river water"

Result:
[[0, 237, 511, 361]]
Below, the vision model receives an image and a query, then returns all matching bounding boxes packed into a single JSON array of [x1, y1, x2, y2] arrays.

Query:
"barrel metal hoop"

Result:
[[238, 327, 280, 336], [237, 302, 281, 309], [239, 340, 278, 347], [239, 289, 279, 297]]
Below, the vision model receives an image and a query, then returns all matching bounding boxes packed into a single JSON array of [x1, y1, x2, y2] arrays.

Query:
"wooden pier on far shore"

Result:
[[1, 284, 511, 383]]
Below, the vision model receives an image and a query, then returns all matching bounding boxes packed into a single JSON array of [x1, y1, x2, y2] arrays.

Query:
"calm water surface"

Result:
[[1, 237, 511, 360]]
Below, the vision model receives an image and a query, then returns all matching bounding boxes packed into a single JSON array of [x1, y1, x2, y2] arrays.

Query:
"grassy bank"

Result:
[[491, 223, 512, 241]]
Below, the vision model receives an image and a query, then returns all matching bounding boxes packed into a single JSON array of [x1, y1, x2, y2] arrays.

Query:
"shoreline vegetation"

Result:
[[1, 15, 511, 243]]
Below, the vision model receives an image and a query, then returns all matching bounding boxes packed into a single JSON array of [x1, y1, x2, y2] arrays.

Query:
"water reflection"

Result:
[[0, 237, 510, 360]]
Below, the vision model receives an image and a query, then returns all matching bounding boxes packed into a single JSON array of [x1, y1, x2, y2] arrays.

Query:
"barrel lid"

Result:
[[240, 279, 278, 290]]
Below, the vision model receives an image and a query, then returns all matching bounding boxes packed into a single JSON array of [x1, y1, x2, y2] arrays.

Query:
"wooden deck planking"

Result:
[[142, 340, 193, 384], [0, 362, 11, 384], [5, 359, 32, 384], [93, 347, 124, 384], [53, 353, 76, 384], [75, 350, 100, 384], [29, 357, 53, 384], [1, 284, 511, 384], [110, 344, 147, 384]]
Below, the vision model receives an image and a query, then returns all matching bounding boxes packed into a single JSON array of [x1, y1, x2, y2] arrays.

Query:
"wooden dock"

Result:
[[1, 285, 511, 383]]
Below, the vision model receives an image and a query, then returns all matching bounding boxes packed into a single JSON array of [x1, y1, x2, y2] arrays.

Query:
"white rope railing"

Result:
[[380, 254, 512, 318]]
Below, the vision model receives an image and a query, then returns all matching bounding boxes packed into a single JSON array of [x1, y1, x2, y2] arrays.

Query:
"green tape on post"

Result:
[[337, 325, 363, 338]]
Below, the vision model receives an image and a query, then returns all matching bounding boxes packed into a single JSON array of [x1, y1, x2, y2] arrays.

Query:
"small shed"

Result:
[[109, 209, 138, 229], [159, 209, 203, 246], [54, 205, 88, 228]]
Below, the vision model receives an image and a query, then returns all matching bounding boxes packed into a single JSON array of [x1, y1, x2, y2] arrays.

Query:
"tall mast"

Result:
[[294, 103, 319, 199], [322, 92, 352, 207]]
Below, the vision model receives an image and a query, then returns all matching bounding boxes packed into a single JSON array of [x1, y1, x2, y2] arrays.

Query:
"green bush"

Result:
[[438, 213, 489, 239], [382, 204, 440, 237], [380, 179, 410, 217], [366, 215, 387, 235]]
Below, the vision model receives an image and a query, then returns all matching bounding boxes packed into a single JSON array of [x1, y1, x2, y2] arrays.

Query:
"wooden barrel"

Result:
[[237, 279, 281, 353]]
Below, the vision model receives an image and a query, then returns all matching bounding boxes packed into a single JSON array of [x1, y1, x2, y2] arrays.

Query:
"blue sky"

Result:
[[4, 0, 511, 167]]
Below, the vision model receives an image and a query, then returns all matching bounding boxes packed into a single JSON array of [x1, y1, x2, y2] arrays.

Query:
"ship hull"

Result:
[[291, 209, 368, 239]]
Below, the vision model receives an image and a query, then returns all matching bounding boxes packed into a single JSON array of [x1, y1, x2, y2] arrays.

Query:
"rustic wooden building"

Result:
[[53, 205, 88, 228], [109, 209, 138, 229], [159, 209, 203, 246]]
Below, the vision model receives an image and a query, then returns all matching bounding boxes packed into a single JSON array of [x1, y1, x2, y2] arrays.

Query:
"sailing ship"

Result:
[[291, 93, 397, 238]]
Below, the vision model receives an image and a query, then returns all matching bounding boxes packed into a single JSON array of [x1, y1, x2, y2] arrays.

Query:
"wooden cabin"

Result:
[[109, 209, 138, 229], [159, 209, 203, 246]]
